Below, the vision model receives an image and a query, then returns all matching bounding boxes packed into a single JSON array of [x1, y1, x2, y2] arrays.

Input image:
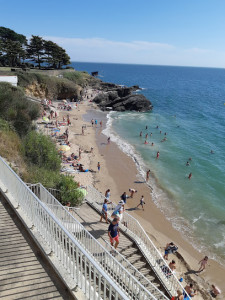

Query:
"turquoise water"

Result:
[[72, 62, 225, 264]]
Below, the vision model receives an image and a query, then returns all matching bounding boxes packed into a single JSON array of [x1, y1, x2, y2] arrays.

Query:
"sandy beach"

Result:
[[55, 89, 224, 299]]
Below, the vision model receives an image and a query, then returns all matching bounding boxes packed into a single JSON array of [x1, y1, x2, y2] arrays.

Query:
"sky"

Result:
[[1, 0, 225, 68]]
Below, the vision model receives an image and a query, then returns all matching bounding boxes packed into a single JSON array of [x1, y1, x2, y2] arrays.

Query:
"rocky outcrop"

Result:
[[92, 85, 153, 112]]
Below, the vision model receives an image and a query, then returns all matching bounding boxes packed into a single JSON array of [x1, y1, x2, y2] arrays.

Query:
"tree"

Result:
[[27, 35, 44, 69], [43, 40, 70, 69], [0, 27, 27, 66]]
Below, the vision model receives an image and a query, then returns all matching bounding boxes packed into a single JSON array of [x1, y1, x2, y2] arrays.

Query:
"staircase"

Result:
[[70, 202, 168, 298], [0, 196, 72, 300]]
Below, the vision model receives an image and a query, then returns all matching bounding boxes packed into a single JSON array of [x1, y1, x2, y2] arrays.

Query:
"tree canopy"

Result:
[[0, 27, 70, 69]]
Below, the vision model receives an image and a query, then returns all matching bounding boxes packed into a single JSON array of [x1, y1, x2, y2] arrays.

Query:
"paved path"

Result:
[[0, 195, 73, 300]]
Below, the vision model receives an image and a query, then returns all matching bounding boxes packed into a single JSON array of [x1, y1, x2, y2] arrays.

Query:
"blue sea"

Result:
[[72, 62, 225, 265]]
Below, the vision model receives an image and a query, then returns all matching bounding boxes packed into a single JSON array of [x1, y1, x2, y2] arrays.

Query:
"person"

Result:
[[95, 119, 97, 127], [171, 290, 184, 300], [186, 161, 190, 166], [97, 162, 100, 172], [145, 125, 148, 130], [129, 188, 137, 198], [156, 151, 160, 159], [146, 169, 150, 181], [144, 140, 148, 144], [151, 142, 154, 146], [79, 148, 82, 159], [100, 120, 103, 127], [112, 200, 125, 220], [91, 147, 94, 153], [120, 192, 128, 204], [188, 172, 192, 180], [164, 242, 178, 260], [140, 131, 142, 137], [136, 195, 145, 210], [105, 189, 111, 200], [108, 218, 120, 249], [82, 126, 84, 135], [100, 199, 111, 223], [169, 260, 176, 272], [210, 150, 214, 154], [198, 256, 209, 272], [91, 119, 94, 127], [184, 283, 197, 298], [107, 137, 111, 144], [145, 133, 148, 139], [210, 285, 221, 298]]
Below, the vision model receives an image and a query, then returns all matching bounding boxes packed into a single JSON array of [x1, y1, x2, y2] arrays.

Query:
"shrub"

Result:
[[0, 82, 40, 135], [56, 175, 83, 206], [25, 165, 61, 188], [23, 131, 61, 171]]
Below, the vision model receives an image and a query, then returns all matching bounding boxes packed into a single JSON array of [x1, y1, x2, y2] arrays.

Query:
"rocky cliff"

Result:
[[92, 83, 153, 112]]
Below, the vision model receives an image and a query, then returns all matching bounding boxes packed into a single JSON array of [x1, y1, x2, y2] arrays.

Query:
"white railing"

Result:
[[86, 185, 190, 299], [0, 157, 130, 300], [28, 183, 167, 300]]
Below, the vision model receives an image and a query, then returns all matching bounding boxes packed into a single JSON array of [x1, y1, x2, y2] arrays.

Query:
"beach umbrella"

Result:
[[59, 145, 70, 152], [78, 188, 87, 197], [43, 116, 50, 123]]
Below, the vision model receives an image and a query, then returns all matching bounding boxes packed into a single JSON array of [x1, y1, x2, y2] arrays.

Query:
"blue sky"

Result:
[[1, 0, 225, 67]]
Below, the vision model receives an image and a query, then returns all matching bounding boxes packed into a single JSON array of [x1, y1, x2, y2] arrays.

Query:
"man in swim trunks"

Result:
[[108, 218, 120, 249]]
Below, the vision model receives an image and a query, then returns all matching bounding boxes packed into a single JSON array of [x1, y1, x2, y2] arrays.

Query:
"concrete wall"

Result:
[[0, 76, 18, 86]]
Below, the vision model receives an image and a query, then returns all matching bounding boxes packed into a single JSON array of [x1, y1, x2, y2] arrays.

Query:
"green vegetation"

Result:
[[0, 27, 70, 69], [23, 131, 61, 171], [56, 175, 83, 205], [0, 82, 40, 136]]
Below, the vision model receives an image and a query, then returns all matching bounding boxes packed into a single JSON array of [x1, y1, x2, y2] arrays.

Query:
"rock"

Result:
[[93, 89, 152, 112]]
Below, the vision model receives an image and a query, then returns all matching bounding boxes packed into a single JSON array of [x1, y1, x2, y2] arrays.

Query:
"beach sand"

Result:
[[56, 90, 224, 299]]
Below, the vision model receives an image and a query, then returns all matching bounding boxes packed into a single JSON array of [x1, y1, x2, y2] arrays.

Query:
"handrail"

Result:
[[28, 182, 164, 300], [86, 185, 190, 299], [0, 157, 129, 300]]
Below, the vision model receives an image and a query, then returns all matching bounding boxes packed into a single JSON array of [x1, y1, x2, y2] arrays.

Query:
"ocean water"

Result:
[[72, 62, 225, 264]]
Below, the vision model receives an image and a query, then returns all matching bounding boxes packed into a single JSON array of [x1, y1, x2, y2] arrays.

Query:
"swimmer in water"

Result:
[[160, 131, 162, 134], [156, 151, 160, 159], [210, 150, 214, 154], [145, 133, 148, 139], [189, 157, 192, 161], [146, 125, 148, 130], [186, 161, 190, 166], [140, 131, 142, 137], [144, 140, 148, 144], [156, 125, 159, 129], [188, 173, 192, 180], [151, 142, 154, 146], [150, 132, 152, 137]]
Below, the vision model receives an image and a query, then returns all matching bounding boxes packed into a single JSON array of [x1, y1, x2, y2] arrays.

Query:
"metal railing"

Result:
[[28, 183, 167, 300], [86, 185, 190, 298], [0, 157, 129, 300]]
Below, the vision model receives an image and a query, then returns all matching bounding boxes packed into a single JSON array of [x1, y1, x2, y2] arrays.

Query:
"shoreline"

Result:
[[57, 92, 224, 299]]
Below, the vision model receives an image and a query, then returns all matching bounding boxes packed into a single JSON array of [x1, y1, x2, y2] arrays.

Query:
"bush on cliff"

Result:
[[17, 71, 81, 99], [23, 131, 61, 171], [0, 82, 40, 135]]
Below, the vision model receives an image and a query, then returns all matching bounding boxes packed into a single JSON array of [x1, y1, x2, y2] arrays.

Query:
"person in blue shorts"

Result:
[[100, 199, 111, 223]]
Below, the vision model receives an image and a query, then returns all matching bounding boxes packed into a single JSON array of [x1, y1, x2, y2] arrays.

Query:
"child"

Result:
[[136, 195, 145, 210]]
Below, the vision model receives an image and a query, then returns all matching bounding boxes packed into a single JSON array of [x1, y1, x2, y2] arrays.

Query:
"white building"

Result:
[[0, 76, 18, 87]]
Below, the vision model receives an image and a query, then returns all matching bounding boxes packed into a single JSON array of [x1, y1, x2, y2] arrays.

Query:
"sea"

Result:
[[71, 62, 225, 265]]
